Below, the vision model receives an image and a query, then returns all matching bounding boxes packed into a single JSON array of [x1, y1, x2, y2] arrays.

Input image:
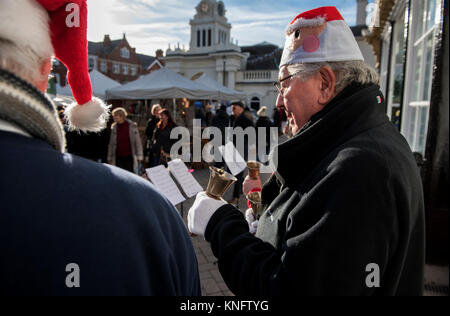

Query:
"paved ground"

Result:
[[174, 160, 449, 297]]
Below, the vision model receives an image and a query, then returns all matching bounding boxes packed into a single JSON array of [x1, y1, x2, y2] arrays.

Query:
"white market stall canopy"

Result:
[[193, 73, 247, 100], [106, 67, 218, 100], [56, 69, 121, 99]]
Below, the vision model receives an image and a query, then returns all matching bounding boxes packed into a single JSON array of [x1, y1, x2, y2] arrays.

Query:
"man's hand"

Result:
[[187, 192, 227, 238]]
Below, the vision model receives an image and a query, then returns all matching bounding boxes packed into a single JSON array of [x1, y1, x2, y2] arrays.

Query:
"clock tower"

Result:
[[188, 0, 238, 53], [165, 0, 245, 90]]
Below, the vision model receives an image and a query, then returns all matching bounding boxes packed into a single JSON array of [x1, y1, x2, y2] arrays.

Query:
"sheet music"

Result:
[[146, 165, 186, 206], [219, 142, 247, 176], [168, 159, 203, 198]]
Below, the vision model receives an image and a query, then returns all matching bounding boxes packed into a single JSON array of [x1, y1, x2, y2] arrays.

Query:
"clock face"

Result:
[[201, 3, 208, 13]]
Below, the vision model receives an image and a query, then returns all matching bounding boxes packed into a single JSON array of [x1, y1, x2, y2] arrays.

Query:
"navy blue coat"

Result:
[[0, 131, 200, 296]]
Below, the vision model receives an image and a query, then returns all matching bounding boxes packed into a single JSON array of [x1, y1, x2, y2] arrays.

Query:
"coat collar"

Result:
[[270, 83, 388, 187], [0, 67, 65, 152]]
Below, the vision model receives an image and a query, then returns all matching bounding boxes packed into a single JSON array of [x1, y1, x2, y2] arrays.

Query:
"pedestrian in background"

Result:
[[229, 101, 255, 205], [108, 107, 144, 173], [211, 104, 230, 168], [255, 106, 273, 161], [145, 104, 161, 167], [152, 108, 177, 167]]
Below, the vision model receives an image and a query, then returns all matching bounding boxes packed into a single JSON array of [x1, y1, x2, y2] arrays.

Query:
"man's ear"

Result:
[[36, 58, 52, 93], [318, 66, 336, 106]]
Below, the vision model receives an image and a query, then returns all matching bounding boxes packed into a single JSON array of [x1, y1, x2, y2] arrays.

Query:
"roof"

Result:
[[241, 42, 282, 70], [88, 39, 157, 69], [136, 53, 156, 69], [88, 40, 122, 56]]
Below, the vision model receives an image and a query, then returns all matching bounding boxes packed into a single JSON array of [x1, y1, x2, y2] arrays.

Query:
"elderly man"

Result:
[[0, 0, 200, 295], [188, 6, 425, 296]]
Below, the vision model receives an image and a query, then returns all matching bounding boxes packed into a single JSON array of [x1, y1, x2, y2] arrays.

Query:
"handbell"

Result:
[[206, 167, 237, 200], [247, 191, 262, 219]]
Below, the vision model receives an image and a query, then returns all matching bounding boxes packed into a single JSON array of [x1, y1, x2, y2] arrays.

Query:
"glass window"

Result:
[[121, 47, 130, 59], [122, 64, 128, 75], [88, 57, 95, 70], [131, 66, 137, 76], [403, 0, 440, 154], [100, 61, 107, 73], [386, 11, 407, 130], [113, 63, 120, 74]]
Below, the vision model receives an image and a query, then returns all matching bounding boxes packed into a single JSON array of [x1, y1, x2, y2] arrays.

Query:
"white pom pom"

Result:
[[65, 97, 111, 132]]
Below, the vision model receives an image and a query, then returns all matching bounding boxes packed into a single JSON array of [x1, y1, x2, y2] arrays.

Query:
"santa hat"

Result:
[[0, 0, 110, 132], [280, 6, 364, 68]]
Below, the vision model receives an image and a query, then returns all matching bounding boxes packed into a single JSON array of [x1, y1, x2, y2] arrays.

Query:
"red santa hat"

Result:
[[0, 0, 110, 132], [280, 6, 364, 67]]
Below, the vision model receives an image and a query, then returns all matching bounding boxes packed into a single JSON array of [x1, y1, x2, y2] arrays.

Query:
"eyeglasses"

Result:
[[273, 71, 302, 96]]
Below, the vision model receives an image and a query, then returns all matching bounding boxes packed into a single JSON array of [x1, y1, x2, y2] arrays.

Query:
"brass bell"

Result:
[[247, 191, 262, 219], [205, 167, 237, 200]]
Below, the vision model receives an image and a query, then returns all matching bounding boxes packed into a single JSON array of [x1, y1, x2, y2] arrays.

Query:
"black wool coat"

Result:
[[205, 84, 425, 296]]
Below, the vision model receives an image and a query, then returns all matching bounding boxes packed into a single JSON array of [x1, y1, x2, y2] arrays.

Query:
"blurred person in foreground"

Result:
[[188, 6, 424, 296], [0, 0, 200, 296]]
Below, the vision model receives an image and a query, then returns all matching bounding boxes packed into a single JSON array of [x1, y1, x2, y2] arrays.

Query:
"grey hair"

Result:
[[151, 104, 162, 116], [285, 60, 380, 94], [0, 39, 51, 84]]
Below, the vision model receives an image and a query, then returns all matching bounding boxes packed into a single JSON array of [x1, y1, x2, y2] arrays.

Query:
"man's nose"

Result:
[[276, 94, 284, 109]]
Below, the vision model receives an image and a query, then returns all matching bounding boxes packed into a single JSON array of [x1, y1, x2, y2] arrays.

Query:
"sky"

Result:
[[87, 0, 375, 57]]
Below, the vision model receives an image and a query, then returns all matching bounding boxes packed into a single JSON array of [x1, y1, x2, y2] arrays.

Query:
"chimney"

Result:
[[104, 34, 111, 46], [156, 49, 164, 58], [357, 0, 368, 26]]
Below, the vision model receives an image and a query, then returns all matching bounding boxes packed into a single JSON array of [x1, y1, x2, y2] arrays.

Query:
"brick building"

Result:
[[52, 34, 165, 87]]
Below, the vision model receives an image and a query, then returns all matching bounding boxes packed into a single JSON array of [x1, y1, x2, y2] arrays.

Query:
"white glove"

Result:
[[249, 220, 259, 234], [188, 192, 227, 237], [245, 209, 256, 224], [245, 209, 258, 234]]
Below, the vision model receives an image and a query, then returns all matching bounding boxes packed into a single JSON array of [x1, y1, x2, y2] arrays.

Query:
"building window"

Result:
[[122, 64, 128, 75], [88, 57, 95, 71], [197, 30, 201, 47], [202, 29, 206, 47], [386, 10, 407, 131], [100, 61, 107, 73], [402, 0, 441, 154], [250, 97, 260, 111], [113, 63, 120, 74], [131, 66, 137, 76], [121, 47, 130, 59], [208, 29, 212, 46]]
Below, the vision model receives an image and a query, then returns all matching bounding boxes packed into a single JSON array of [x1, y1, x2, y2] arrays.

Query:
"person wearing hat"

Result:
[[228, 100, 255, 205], [188, 6, 424, 295], [0, 0, 200, 295], [255, 106, 273, 162]]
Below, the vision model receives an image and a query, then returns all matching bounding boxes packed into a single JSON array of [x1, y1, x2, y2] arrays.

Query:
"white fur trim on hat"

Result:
[[285, 17, 326, 35], [0, 0, 53, 59], [64, 97, 111, 132]]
